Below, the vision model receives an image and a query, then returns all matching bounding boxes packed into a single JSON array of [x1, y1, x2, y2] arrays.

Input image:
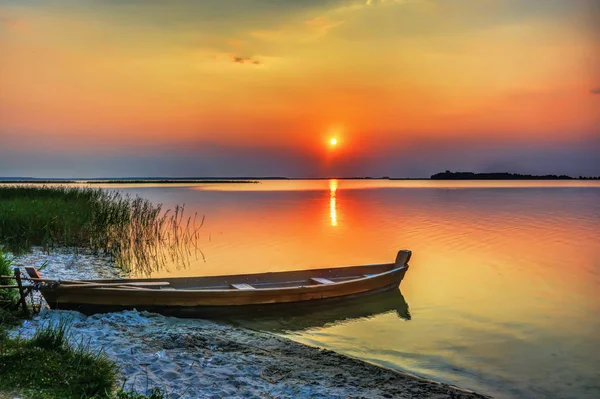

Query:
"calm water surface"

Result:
[[99, 180, 600, 398]]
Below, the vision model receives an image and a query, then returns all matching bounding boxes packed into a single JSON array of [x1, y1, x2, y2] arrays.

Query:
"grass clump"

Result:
[[29, 317, 71, 350], [0, 186, 201, 274], [0, 316, 168, 399], [0, 320, 118, 398], [0, 317, 168, 399]]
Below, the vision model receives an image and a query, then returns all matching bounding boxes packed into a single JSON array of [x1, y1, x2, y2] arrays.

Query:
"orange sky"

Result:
[[1, 0, 599, 177]]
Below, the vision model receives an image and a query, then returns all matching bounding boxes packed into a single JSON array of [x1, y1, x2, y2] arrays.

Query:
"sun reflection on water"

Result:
[[329, 179, 338, 227]]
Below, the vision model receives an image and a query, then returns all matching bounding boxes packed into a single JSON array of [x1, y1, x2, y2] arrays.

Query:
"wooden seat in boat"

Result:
[[311, 277, 334, 285], [230, 283, 255, 290]]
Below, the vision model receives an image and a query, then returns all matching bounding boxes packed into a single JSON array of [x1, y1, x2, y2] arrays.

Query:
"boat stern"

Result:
[[395, 250, 412, 267]]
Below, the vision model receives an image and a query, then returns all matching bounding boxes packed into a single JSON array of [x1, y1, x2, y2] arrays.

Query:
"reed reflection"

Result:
[[329, 179, 338, 227]]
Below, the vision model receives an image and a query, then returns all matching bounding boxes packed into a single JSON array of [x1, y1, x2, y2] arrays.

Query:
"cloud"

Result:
[[232, 56, 261, 65], [591, 87, 600, 95]]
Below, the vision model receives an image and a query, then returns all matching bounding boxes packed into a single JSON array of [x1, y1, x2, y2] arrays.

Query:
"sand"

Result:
[[14, 310, 489, 399], [9, 249, 491, 398]]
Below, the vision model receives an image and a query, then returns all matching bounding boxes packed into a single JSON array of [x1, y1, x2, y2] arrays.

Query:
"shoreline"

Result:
[[10, 249, 491, 399]]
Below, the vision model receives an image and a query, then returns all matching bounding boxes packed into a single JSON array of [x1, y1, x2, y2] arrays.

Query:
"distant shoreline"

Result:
[[429, 171, 600, 180]]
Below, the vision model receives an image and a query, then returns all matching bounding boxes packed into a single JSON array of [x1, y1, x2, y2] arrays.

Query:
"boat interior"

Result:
[[29, 250, 411, 292]]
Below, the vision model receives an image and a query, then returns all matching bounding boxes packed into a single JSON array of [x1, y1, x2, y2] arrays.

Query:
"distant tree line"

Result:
[[431, 171, 600, 180]]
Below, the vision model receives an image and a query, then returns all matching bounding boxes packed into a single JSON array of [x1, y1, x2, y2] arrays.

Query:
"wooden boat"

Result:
[[27, 250, 411, 318]]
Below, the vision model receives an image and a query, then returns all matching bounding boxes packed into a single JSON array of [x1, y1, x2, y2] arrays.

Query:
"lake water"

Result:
[[99, 180, 600, 398]]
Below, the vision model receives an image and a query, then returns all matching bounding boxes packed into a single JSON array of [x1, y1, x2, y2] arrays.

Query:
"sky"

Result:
[[1, 0, 599, 178]]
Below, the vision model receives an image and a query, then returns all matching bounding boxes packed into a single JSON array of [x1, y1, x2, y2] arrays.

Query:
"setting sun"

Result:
[[330, 138, 338, 146]]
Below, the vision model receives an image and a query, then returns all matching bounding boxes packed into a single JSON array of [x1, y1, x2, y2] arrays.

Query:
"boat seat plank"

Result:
[[58, 282, 170, 290], [115, 282, 170, 287], [93, 286, 152, 291], [311, 277, 334, 285], [231, 283, 255, 290]]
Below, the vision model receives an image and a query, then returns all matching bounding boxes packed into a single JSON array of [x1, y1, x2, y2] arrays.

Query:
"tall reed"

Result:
[[0, 186, 201, 274]]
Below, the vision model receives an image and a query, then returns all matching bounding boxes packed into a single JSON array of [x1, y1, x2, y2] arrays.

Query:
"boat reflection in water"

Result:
[[227, 288, 410, 333]]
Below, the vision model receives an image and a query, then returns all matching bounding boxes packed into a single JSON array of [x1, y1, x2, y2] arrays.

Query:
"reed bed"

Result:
[[0, 248, 17, 304], [0, 186, 201, 275]]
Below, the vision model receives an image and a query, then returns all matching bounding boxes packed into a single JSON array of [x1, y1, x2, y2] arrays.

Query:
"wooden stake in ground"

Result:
[[14, 267, 29, 316]]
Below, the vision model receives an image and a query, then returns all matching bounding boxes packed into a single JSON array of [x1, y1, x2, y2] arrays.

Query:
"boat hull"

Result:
[[41, 268, 408, 317], [42, 281, 405, 318]]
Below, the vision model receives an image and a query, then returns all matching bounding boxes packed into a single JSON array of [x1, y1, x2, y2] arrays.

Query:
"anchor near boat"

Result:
[[25, 250, 412, 317]]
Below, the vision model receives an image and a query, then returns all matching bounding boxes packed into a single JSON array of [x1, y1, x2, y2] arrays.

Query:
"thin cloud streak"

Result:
[[232, 56, 261, 65]]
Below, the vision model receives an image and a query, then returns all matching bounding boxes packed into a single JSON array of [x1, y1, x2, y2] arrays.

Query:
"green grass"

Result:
[[0, 320, 117, 398], [0, 186, 200, 274], [0, 317, 167, 399], [29, 317, 73, 350]]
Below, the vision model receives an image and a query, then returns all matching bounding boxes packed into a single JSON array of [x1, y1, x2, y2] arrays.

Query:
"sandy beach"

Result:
[[15, 310, 489, 399], [10, 249, 490, 399]]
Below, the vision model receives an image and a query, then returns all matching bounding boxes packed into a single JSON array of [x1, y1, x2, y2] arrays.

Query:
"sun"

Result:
[[330, 138, 338, 146]]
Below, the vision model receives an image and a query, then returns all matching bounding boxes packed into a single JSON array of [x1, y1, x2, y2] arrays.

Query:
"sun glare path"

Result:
[[329, 179, 338, 227]]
